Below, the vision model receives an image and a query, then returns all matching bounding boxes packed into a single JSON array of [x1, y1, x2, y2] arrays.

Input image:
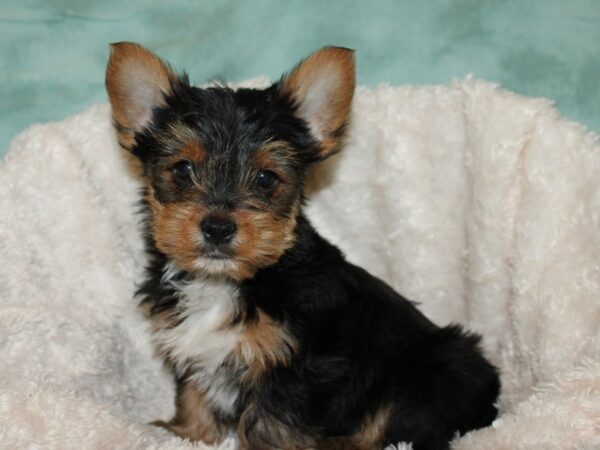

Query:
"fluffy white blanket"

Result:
[[2, 78, 600, 449]]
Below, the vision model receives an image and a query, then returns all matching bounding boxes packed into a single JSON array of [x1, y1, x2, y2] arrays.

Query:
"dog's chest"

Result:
[[152, 273, 245, 416]]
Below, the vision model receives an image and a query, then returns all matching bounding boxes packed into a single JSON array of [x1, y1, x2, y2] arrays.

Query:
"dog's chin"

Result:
[[193, 255, 236, 274], [192, 254, 255, 280]]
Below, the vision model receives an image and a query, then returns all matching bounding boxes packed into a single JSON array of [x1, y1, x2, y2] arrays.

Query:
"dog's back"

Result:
[[243, 216, 500, 449]]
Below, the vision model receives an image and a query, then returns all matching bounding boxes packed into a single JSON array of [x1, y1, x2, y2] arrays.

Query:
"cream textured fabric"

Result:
[[1, 79, 599, 449]]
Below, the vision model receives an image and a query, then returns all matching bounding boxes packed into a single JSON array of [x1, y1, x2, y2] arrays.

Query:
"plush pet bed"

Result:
[[1, 78, 600, 449]]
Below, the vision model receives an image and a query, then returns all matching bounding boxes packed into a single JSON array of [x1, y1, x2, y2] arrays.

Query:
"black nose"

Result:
[[200, 216, 237, 245]]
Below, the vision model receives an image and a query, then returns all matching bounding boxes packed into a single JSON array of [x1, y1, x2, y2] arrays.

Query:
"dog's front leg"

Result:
[[153, 379, 228, 444]]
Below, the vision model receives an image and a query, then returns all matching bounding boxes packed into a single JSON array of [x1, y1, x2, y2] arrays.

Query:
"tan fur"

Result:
[[154, 380, 228, 444], [281, 47, 355, 158], [150, 198, 298, 280], [234, 310, 298, 381], [147, 187, 206, 272], [178, 140, 206, 164], [106, 42, 176, 148], [238, 404, 317, 450], [353, 405, 392, 448], [231, 204, 298, 280], [252, 141, 298, 184], [238, 405, 391, 450], [147, 173, 298, 280], [317, 406, 391, 450], [155, 122, 205, 161]]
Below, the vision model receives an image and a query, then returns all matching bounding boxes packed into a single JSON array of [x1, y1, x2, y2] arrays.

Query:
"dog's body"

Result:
[[106, 43, 500, 450]]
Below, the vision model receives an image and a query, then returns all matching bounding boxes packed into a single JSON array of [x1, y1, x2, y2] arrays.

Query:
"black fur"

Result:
[[242, 215, 500, 448]]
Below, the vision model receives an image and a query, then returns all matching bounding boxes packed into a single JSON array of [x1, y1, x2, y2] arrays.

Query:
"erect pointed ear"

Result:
[[280, 47, 355, 158], [105, 42, 177, 149]]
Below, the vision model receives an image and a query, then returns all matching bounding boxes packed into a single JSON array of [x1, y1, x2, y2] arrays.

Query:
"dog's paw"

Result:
[[150, 419, 172, 430]]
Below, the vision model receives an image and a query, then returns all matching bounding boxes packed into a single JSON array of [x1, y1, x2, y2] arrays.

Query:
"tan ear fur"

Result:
[[280, 47, 355, 158], [105, 42, 176, 149]]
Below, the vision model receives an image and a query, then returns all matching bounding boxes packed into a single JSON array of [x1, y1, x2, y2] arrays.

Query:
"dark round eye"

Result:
[[172, 160, 192, 183], [255, 170, 279, 190]]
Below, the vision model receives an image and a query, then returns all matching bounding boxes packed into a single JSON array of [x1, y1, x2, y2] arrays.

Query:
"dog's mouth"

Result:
[[193, 244, 239, 270], [204, 252, 231, 260], [202, 246, 235, 260], [193, 252, 240, 278]]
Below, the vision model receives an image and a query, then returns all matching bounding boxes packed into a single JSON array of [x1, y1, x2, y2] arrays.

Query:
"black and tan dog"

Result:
[[106, 43, 499, 450]]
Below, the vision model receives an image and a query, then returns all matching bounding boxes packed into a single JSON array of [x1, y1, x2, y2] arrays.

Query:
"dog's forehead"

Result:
[[175, 86, 275, 155], [146, 83, 312, 170]]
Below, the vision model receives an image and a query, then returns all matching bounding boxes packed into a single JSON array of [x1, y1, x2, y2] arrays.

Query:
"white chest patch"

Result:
[[153, 263, 243, 415]]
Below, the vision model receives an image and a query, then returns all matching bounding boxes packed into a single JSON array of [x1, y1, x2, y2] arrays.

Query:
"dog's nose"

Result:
[[200, 216, 237, 245]]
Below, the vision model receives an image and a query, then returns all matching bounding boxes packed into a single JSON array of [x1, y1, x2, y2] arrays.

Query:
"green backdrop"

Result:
[[1, 0, 599, 157]]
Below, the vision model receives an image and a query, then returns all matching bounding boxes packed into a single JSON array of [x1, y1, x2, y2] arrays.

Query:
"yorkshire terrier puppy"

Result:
[[106, 42, 499, 450]]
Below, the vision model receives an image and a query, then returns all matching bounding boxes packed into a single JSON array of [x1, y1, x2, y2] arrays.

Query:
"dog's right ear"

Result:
[[106, 42, 176, 149], [279, 47, 355, 160]]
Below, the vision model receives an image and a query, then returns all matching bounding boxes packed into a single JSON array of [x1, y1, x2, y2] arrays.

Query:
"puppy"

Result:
[[106, 42, 500, 450]]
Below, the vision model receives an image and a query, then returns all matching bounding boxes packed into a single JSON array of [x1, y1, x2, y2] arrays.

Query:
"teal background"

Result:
[[1, 0, 600, 157]]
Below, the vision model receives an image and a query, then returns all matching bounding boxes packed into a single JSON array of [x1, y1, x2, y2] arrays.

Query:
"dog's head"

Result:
[[106, 42, 354, 280]]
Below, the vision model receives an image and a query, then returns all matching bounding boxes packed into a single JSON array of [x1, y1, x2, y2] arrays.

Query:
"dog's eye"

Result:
[[172, 160, 192, 183], [255, 170, 279, 191]]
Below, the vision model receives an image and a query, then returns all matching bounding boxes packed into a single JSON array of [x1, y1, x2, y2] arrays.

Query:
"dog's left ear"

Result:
[[106, 42, 177, 149], [280, 47, 355, 159]]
